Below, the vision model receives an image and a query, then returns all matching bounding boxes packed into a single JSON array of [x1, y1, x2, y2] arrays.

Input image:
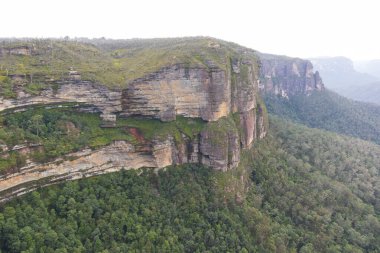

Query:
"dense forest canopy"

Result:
[[0, 37, 379, 253], [264, 90, 380, 145], [1, 117, 378, 253]]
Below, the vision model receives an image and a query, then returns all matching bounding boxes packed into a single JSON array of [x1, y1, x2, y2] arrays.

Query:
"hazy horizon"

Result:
[[1, 0, 379, 61]]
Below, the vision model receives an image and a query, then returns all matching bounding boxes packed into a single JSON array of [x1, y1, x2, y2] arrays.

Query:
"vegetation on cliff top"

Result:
[[0, 117, 378, 252], [0, 37, 258, 89]]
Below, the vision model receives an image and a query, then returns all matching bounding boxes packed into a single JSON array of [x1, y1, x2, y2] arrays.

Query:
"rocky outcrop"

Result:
[[230, 59, 260, 147], [0, 128, 239, 202], [122, 65, 231, 121], [0, 140, 165, 202], [0, 59, 266, 156], [200, 120, 240, 170], [0, 81, 122, 116], [0, 40, 270, 201], [258, 53, 324, 97], [0, 46, 34, 56], [0, 105, 271, 202]]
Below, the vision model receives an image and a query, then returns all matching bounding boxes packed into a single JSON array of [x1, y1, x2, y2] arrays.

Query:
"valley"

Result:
[[0, 37, 378, 252]]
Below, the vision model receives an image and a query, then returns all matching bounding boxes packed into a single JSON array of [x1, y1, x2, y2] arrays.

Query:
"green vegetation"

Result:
[[264, 90, 380, 145], [0, 37, 258, 88], [202, 115, 238, 146], [0, 107, 133, 172], [0, 38, 379, 253], [24, 83, 45, 95], [0, 106, 207, 173], [250, 117, 380, 252], [0, 165, 258, 253], [268, 117, 380, 213], [0, 40, 122, 87], [0, 75, 16, 98], [119, 116, 205, 143], [1, 116, 378, 252]]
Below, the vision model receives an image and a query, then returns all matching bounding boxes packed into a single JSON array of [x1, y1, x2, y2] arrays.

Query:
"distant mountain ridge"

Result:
[[309, 57, 380, 104], [0, 38, 379, 253], [256, 57, 380, 145], [355, 59, 380, 79]]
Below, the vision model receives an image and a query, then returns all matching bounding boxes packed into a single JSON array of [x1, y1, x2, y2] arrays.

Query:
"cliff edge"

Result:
[[258, 53, 324, 97], [0, 38, 267, 201]]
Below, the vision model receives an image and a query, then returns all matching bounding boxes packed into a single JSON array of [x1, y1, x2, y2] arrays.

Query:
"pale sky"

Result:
[[1, 0, 379, 60]]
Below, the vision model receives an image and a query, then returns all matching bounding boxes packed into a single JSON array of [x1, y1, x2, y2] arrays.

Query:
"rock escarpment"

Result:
[[122, 65, 230, 121], [0, 140, 181, 202], [0, 62, 266, 159], [0, 45, 34, 56], [258, 53, 324, 97], [0, 81, 122, 116], [0, 38, 269, 200]]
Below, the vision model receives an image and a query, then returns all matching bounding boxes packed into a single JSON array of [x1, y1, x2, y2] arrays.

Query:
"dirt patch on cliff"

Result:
[[127, 127, 146, 143]]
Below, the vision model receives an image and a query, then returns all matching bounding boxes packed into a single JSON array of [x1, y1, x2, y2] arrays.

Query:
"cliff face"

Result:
[[122, 65, 230, 121], [0, 46, 34, 56], [0, 81, 122, 115], [258, 53, 324, 97], [0, 139, 187, 202], [0, 62, 264, 151], [0, 39, 268, 200]]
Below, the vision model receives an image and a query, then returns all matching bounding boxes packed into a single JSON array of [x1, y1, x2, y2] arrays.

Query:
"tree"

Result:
[[29, 114, 44, 137]]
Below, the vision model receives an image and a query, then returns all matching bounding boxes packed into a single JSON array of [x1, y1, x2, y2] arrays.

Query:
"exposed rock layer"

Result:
[[0, 141, 166, 202], [0, 81, 122, 115], [0, 62, 265, 153], [0, 58, 267, 200], [122, 65, 231, 121], [0, 116, 268, 202], [258, 53, 324, 97]]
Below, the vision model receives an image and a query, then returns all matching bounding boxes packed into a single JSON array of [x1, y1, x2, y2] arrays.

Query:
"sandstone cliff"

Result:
[[258, 53, 324, 97], [0, 139, 182, 202], [0, 38, 268, 200]]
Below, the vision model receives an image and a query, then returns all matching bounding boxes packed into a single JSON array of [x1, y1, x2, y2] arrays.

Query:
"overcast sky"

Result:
[[1, 0, 379, 60]]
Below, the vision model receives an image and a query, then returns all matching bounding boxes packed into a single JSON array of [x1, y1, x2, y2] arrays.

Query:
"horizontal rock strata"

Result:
[[0, 58, 268, 200]]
